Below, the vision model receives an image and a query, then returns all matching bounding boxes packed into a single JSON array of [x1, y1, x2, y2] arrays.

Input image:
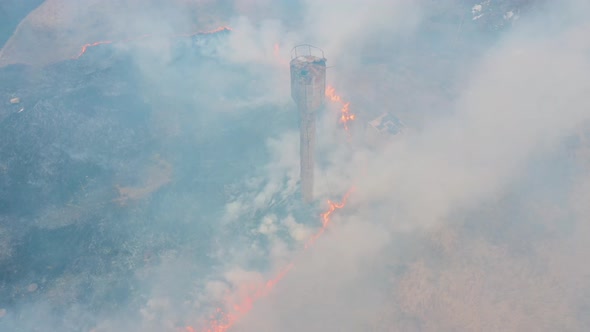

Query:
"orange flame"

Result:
[[187, 189, 353, 332], [73, 26, 232, 59], [197, 262, 295, 332], [305, 188, 354, 249], [184, 26, 232, 38], [271, 42, 291, 66], [74, 41, 114, 59], [326, 86, 356, 131]]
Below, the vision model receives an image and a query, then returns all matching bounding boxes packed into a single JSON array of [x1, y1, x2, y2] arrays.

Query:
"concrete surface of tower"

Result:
[[289, 45, 327, 203]]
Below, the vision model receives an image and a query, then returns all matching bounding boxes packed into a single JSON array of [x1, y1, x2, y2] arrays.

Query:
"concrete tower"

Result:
[[290, 45, 326, 203]]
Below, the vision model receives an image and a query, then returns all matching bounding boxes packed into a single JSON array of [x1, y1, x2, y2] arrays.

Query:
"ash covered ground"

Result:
[[1, 1, 590, 332], [0, 29, 288, 330]]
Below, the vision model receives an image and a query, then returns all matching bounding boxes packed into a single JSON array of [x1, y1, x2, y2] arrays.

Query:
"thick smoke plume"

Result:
[[1, 0, 590, 331]]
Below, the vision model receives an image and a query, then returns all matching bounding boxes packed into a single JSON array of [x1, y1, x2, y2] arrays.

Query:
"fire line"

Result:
[[193, 189, 353, 332], [326, 85, 356, 132], [72, 26, 232, 59]]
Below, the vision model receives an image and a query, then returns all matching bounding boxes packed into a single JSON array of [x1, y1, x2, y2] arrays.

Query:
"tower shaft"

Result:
[[289, 45, 326, 203], [299, 111, 315, 203]]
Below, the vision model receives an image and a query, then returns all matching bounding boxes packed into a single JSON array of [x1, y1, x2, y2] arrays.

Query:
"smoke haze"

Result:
[[1, 0, 590, 331]]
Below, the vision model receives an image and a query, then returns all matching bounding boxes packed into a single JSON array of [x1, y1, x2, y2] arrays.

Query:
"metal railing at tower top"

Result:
[[290, 44, 325, 61]]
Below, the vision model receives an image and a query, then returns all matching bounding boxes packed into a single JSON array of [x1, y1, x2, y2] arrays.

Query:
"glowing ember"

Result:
[[326, 86, 356, 131], [73, 26, 232, 59]]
